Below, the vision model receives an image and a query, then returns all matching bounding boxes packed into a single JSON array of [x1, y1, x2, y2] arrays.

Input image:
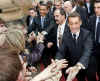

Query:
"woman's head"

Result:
[[0, 29, 25, 54]]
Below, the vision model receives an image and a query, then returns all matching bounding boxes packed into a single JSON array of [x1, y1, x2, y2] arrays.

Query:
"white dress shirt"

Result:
[[72, 32, 80, 40], [41, 16, 45, 28], [57, 21, 66, 47], [95, 16, 100, 39]]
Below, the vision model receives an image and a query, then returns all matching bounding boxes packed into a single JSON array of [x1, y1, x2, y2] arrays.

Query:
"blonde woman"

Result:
[[0, 29, 68, 81]]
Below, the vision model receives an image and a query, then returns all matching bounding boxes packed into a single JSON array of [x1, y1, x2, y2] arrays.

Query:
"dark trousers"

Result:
[[94, 44, 100, 81], [42, 47, 56, 67], [86, 56, 97, 81], [96, 57, 100, 81]]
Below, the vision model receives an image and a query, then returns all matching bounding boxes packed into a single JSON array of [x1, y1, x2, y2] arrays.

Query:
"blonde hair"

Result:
[[0, 29, 25, 54]]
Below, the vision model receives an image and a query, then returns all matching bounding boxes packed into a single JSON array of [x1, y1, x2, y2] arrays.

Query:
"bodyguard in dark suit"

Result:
[[84, 0, 94, 17], [26, 8, 37, 34], [42, 8, 68, 67], [56, 12, 93, 81], [75, 5, 88, 28], [88, 0, 100, 80], [33, 3, 54, 33]]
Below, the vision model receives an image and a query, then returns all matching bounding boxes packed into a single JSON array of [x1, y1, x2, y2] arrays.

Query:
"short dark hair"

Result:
[[0, 50, 22, 81], [39, 1, 44, 5], [39, 2, 49, 9], [68, 11, 81, 22], [28, 8, 36, 12], [55, 8, 66, 18]]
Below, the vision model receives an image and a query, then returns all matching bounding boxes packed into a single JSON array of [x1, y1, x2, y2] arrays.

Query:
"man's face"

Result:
[[68, 17, 81, 33], [64, 2, 73, 14], [29, 10, 37, 17], [54, 10, 65, 25], [39, 5, 48, 16], [94, 2, 100, 16], [55, 2, 62, 9]]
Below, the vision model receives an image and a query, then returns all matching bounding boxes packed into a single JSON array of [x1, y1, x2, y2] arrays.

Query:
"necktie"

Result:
[[29, 17, 33, 26], [41, 17, 45, 28], [73, 33, 77, 43], [58, 27, 62, 47], [96, 17, 100, 43]]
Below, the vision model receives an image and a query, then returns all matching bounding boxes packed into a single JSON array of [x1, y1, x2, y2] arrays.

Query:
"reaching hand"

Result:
[[31, 59, 68, 81], [51, 59, 68, 72], [66, 65, 81, 81], [36, 32, 44, 44]]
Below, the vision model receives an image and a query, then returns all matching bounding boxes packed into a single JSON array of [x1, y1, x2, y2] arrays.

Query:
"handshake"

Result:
[[28, 31, 47, 44]]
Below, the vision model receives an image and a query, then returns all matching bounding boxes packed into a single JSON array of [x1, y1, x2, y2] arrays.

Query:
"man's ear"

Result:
[[80, 20, 82, 26]]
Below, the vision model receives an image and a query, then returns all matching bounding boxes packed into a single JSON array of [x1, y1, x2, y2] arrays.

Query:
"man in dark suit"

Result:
[[33, 3, 54, 34], [26, 8, 37, 34], [84, 0, 94, 17], [42, 8, 68, 67], [56, 12, 93, 81], [88, 0, 100, 80]]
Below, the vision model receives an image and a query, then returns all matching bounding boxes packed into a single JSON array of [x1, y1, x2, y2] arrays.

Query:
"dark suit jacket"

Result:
[[88, 15, 100, 56], [76, 6, 88, 29], [56, 27, 93, 68], [33, 14, 54, 33], [43, 22, 68, 62], [46, 22, 68, 49], [84, 3, 94, 17], [76, 6, 88, 28], [26, 16, 35, 34], [88, 15, 96, 42]]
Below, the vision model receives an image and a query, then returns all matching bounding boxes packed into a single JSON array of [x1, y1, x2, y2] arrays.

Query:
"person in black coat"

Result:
[[84, 0, 94, 17], [33, 3, 54, 34], [56, 12, 94, 81], [88, 0, 100, 80], [26, 8, 37, 34], [42, 8, 68, 67]]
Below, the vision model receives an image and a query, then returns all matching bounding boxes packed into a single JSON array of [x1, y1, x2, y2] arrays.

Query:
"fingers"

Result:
[[66, 66, 79, 81], [66, 67, 73, 74], [66, 72, 73, 81], [55, 59, 68, 70], [37, 32, 44, 43], [51, 59, 55, 64]]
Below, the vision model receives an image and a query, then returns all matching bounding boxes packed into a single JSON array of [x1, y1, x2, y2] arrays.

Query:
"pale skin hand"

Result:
[[51, 59, 68, 71], [36, 32, 44, 44], [28, 31, 36, 42], [47, 42, 53, 48], [66, 66, 80, 81], [31, 59, 68, 81]]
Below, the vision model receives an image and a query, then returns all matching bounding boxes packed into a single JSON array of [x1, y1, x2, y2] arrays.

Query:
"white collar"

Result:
[[72, 32, 80, 40], [71, 6, 77, 13]]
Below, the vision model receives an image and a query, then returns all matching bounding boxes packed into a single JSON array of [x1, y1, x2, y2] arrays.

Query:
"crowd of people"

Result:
[[0, 0, 100, 81]]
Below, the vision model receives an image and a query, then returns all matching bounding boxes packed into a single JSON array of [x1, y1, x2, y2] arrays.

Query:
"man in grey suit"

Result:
[[56, 12, 93, 81]]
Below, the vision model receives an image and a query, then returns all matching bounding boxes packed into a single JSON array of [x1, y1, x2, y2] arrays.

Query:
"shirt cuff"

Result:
[[76, 62, 85, 69]]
